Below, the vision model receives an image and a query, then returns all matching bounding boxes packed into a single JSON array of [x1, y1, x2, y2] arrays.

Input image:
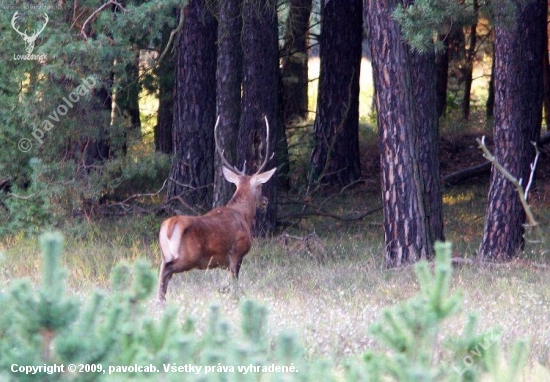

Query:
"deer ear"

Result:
[[251, 167, 276, 186], [222, 166, 240, 185]]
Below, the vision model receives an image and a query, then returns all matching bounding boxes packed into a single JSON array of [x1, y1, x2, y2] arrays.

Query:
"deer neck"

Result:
[[226, 189, 257, 227]]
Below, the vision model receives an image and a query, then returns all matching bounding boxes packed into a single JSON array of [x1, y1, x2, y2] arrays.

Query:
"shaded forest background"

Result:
[[1, 0, 550, 265]]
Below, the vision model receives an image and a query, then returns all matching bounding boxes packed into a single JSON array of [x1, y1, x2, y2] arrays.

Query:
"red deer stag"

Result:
[[157, 116, 276, 302]]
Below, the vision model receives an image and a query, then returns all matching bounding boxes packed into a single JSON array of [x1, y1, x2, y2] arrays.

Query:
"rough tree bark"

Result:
[[478, 0, 545, 260], [409, 40, 445, 244], [239, 0, 279, 235], [310, 0, 362, 188], [366, 0, 436, 266], [213, 0, 242, 208], [167, 1, 217, 210]]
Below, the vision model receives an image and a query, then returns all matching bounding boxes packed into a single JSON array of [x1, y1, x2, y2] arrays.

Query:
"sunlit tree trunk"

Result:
[[366, 0, 438, 266]]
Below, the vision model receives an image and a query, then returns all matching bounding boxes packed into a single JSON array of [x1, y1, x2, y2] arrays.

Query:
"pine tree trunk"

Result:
[[167, 1, 217, 210], [366, 0, 433, 266], [486, 38, 495, 118], [409, 47, 445, 243], [310, 0, 362, 188], [543, 8, 550, 129], [118, 57, 141, 133], [213, 0, 243, 208], [85, 86, 111, 166], [281, 0, 312, 125], [478, 0, 545, 260], [461, 0, 478, 120], [435, 35, 449, 117], [240, 0, 279, 235], [154, 19, 176, 155]]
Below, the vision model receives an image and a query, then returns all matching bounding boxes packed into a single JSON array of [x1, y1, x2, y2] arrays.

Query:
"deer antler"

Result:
[[214, 115, 274, 176], [255, 116, 274, 175], [214, 116, 245, 176]]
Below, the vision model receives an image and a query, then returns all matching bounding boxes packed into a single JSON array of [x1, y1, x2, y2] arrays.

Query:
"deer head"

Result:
[[11, 12, 49, 54], [214, 116, 276, 213]]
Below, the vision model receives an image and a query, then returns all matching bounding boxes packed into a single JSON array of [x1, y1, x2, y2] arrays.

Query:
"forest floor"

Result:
[[2, 125, 550, 379]]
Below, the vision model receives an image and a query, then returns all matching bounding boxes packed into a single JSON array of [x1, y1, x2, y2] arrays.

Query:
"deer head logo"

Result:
[[11, 12, 49, 54]]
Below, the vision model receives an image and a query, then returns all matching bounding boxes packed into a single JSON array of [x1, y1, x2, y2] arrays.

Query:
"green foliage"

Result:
[[0, 1, 180, 237], [393, 0, 531, 53], [393, 0, 473, 53]]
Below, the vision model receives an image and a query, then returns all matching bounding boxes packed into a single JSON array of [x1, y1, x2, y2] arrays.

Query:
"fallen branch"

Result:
[[442, 161, 490, 184], [278, 206, 382, 223], [476, 135, 539, 228], [442, 131, 550, 185]]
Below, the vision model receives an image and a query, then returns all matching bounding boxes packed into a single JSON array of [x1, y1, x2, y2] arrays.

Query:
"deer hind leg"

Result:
[[157, 261, 176, 303], [229, 256, 244, 298]]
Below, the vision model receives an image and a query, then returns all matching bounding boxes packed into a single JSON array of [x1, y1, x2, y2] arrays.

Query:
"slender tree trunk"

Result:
[[85, 85, 111, 166], [154, 18, 176, 155], [543, 4, 550, 129], [478, 0, 545, 260], [435, 35, 449, 117], [281, 0, 312, 125], [213, 0, 243, 208], [366, 0, 433, 266], [310, 0, 362, 188], [167, 1, 217, 210], [462, 0, 478, 120], [118, 56, 141, 133], [486, 33, 495, 119], [240, 0, 279, 235]]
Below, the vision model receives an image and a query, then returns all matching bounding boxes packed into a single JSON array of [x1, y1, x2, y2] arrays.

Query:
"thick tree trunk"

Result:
[[366, 0, 434, 266], [281, 0, 312, 125], [310, 0, 362, 188], [478, 0, 545, 260], [167, 1, 217, 210], [240, 0, 279, 235], [213, 0, 242, 208]]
